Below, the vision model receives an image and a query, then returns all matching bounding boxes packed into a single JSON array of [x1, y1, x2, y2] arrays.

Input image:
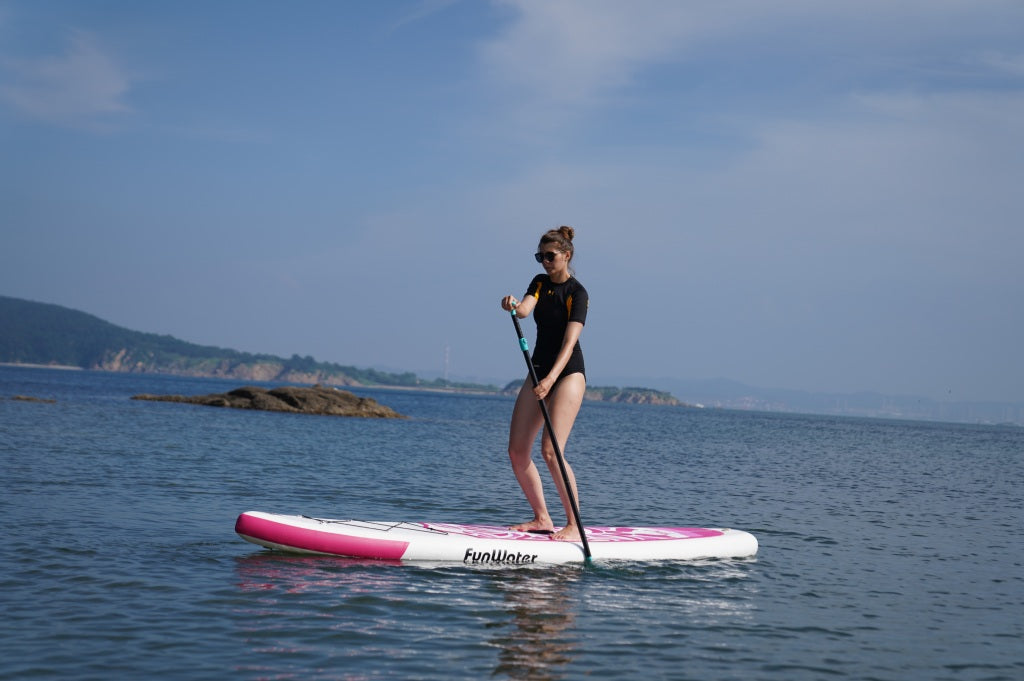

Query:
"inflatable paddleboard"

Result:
[[235, 511, 758, 564]]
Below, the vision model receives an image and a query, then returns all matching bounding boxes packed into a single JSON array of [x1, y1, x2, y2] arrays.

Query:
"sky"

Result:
[[2, 1, 1022, 403]]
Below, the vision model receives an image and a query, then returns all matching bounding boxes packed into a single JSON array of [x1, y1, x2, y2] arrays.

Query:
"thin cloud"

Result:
[[479, 1, 695, 122], [1, 29, 132, 126], [475, 0, 830, 128], [477, 1, 1024, 136], [391, 0, 464, 30], [978, 50, 1024, 77]]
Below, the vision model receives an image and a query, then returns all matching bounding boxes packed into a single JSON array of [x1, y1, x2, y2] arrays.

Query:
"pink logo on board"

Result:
[[424, 524, 722, 541]]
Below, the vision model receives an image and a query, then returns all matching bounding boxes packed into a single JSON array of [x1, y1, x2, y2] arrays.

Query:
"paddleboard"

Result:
[[235, 511, 758, 564]]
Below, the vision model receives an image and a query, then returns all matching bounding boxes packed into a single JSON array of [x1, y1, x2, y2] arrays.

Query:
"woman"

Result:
[[500, 226, 589, 542]]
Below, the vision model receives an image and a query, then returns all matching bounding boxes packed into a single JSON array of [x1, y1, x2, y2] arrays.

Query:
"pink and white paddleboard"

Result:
[[235, 511, 758, 564]]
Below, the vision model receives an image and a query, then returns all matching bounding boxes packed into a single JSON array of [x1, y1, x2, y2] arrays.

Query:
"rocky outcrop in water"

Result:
[[132, 385, 404, 418]]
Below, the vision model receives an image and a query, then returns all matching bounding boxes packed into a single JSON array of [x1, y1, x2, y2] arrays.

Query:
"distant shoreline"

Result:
[[0, 361, 496, 394], [0, 362, 682, 405], [1, 362, 83, 371]]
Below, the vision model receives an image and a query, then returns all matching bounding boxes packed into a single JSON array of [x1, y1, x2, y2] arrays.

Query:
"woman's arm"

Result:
[[501, 294, 537, 319]]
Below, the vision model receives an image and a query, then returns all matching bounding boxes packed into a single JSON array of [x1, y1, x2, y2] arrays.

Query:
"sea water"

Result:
[[1, 365, 1021, 680]]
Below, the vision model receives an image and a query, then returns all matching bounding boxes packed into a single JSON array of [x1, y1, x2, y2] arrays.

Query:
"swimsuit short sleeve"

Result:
[[567, 282, 588, 326], [525, 275, 545, 301]]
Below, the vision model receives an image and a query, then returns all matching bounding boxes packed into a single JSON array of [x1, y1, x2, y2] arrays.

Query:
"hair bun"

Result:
[[558, 225, 575, 241]]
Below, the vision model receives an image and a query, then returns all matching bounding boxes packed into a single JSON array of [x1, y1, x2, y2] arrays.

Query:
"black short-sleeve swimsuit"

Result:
[[525, 274, 589, 381]]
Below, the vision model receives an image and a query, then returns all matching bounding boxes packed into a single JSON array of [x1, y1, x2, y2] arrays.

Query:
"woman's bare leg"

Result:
[[507, 378, 553, 532], [540, 373, 586, 541]]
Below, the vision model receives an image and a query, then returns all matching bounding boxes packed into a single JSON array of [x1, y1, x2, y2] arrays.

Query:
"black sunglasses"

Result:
[[534, 251, 559, 263]]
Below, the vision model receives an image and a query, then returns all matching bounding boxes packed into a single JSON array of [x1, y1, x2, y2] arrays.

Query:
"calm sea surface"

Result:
[[1, 365, 1021, 680]]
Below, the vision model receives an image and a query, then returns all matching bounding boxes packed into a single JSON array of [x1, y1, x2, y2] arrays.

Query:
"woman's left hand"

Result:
[[533, 376, 555, 400]]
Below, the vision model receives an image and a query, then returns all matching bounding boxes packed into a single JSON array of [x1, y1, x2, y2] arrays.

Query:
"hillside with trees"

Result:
[[0, 295, 486, 389]]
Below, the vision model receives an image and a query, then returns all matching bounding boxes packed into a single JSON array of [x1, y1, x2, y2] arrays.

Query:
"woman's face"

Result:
[[536, 243, 570, 278]]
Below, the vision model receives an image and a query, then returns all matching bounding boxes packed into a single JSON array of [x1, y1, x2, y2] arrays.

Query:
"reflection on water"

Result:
[[234, 551, 588, 679], [233, 551, 414, 669], [489, 567, 583, 681], [232, 552, 760, 680], [235, 552, 404, 595]]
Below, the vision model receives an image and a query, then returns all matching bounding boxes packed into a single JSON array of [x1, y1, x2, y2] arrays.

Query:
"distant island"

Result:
[[133, 385, 405, 419], [499, 381, 681, 406], [0, 295, 682, 405]]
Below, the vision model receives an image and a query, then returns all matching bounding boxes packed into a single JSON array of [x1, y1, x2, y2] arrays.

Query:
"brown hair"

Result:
[[539, 225, 576, 262]]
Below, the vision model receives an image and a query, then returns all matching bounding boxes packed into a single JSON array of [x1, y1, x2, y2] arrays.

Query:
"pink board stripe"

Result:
[[235, 513, 409, 560]]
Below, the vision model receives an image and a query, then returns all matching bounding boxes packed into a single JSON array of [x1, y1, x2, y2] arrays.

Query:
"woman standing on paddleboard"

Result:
[[500, 226, 589, 542]]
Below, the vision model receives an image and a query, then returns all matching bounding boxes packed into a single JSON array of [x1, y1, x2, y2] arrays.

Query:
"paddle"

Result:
[[509, 307, 592, 561]]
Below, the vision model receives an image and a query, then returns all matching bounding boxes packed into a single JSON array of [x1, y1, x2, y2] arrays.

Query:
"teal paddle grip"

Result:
[[519, 338, 529, 352]]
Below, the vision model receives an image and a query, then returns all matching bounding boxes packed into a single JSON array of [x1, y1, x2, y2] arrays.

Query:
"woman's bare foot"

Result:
[[509, 517, 555, 533], [550, 525, 581, 542]]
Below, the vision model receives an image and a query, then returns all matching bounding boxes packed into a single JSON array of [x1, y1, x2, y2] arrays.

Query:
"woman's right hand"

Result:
[[500, 295, 519, 311]]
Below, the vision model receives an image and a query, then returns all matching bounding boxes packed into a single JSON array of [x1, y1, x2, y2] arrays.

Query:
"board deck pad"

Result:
[[236, 512, 758, 564]]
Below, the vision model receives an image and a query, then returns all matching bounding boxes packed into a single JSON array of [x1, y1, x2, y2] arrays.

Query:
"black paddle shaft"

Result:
[[510, 309, 592, 560]]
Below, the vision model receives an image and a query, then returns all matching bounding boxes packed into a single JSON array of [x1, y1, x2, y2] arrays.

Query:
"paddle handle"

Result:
[[510, 308, 592, 561]]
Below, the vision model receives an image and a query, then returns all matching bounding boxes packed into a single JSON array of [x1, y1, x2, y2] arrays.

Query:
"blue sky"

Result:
[[2, 1, 1022, 403]]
